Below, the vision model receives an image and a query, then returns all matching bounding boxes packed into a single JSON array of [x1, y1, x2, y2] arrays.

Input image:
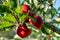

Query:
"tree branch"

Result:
[[10, 0, 20, 24], [17, 0, 20, 10]]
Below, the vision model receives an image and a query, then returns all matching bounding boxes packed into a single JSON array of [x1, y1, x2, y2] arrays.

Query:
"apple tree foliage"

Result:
[[0, 0, 60, 40]]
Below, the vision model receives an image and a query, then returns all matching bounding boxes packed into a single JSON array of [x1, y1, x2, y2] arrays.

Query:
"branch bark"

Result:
[[17, 0, 20, 10], [10, 0, 20, 24]]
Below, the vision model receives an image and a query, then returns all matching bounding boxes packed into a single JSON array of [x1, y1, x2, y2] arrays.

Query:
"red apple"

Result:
[[17, 23, 32, 38], [29, 15, 43, 30], [22, 4, 30, 13]]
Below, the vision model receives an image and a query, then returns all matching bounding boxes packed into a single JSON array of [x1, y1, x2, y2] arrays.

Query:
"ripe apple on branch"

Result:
[[17, 4, 44, 38]]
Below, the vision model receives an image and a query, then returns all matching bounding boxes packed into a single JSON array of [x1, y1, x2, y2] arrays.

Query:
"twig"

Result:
[[10, 0, 20, 24], [17, 0, 20, 10]]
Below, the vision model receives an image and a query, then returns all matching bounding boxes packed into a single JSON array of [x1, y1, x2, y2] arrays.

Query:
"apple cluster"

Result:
[[17, 4, 44, 38]]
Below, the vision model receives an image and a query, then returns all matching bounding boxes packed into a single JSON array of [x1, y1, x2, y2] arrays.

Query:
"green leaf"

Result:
[[51, 8, 57, 15], [0, 15, 2, 18], [0, 13, 4, 17], [12, 0, 17, 8], [58, 7, 60, 11], [44, 22, 52, 29], [5, 1, 10, 7], [48, 0, 52, 3], [41, 27, 49, 35], [57, 37, 60, 40], [0, 21, 13, 29], [44, 22, 57, 32], [20, 14, 27, 23], [15, 38, 21, 40], [30, 17, 37, 23], [0, 4, 11, 13], [3, 25, 15, 31], [44, 22, 60, 34], [26, 23, 37, 31], [53, 20, 60, 23], [15, 5, 23, 14], [26, 0, 30, 4], [3, 14, 16, 23]]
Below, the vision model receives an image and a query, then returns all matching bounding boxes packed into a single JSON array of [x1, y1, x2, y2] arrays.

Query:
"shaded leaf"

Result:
[[0, 4, 11, 13], [41, 27, 49, 35], [44, 22, 60, 34], [44, 22, 52, 29], [30, 17, 37, 23], [58, 7, 60, 11], [12, 0, 17, 8], [51, 8, 57, 15]]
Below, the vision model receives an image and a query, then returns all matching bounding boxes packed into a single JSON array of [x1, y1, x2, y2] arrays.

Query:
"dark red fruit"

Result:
[[17, 24, 32, 38], [22, 4, 30, 13], [29, 15, 43, 30]]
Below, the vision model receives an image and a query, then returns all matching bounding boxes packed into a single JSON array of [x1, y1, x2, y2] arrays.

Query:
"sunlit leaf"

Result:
[[15, 5, 23, 14], [0, 21, 13, 28], [20, 14, 27, 23], [3, 14, 16, 23], [5, 1, 10, 7]]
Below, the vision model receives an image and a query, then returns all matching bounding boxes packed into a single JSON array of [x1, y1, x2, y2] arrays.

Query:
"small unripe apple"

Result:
[[29, 15, 43, 30], [22, 4, 30, 13], [17, 23, 32, 38]]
